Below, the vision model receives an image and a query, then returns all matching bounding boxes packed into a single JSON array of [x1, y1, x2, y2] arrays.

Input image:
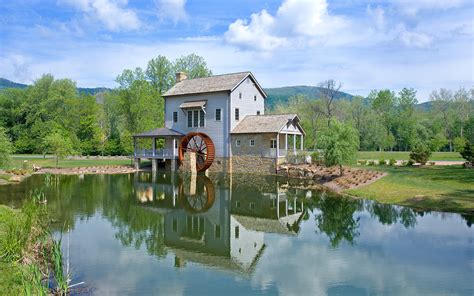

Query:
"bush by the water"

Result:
[[460, 141, 474, 166], [410, 145, 432, 165]]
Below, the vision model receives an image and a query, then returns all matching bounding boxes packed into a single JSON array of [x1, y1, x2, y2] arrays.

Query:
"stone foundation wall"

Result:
[[231, 155, 276, 174], [207, 157, 232, 173]]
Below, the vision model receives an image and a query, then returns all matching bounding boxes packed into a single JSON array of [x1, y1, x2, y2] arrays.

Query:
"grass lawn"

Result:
[[356, 151, 462, 161], [2, 155, 133, 170], [346, 165, 474, 213]]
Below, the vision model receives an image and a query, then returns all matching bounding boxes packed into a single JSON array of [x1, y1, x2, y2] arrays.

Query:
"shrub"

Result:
[[368, 160, 376, 166], [389, 158, 396, 166], [311, 151, 323, 165], [460, 141, 474, 166], [406, 160, 414, 166], [429, 161, 436, 166], [409, 145, 432, 165], [401, 160, 408, 166], [358, 160, 367, 165], [378, 159, 386, 166]]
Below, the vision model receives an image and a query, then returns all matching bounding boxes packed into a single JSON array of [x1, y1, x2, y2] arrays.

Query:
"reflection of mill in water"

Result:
[[133, 173, 305, 275]]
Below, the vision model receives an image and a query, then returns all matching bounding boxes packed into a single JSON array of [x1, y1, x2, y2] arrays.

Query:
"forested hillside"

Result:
[[0, 54, 472, 156]]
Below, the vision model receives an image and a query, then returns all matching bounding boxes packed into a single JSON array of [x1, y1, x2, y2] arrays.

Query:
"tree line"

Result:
[[0, 54, 212, 158], [273, 80, 474, 153], [0, 53, 472, 160]]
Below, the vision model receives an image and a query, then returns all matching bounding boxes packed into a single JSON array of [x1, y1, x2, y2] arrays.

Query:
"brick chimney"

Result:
[[176, 72, 188, 83]]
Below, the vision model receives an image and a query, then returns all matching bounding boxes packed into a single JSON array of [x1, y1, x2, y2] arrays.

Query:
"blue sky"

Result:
[[0, 0, 472, 101]]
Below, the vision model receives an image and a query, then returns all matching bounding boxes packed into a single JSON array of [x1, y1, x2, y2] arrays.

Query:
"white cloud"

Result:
[[156, 0, 187, 23], [392, 0, 468, 16], [398, 26, 433, 47], [60, 0, 141, 31], [224, 0, 346, 52], [366, 5, 385, 30]]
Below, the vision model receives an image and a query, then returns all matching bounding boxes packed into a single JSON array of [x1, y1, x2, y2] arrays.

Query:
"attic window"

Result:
[[239, 92, 242, 99], [254, 95, 257, 101]]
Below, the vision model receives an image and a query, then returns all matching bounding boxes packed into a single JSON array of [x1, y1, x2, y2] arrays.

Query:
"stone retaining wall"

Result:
[[231, 155, 276, 174]]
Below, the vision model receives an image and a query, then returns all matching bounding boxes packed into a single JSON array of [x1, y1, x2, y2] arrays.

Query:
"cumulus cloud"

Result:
[[156, 0, 187, 23], [224, 0, 346, 52], [398, 26, 433, 47], [60, 0, 141, 31]]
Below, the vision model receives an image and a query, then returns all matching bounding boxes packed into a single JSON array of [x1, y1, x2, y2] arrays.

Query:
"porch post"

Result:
[[293, 134, 296, 154], [133, 137, 137, 157], [152, 137, 156, 157], [276, 133, 280, 159], [171, 137, 177, 171], [300, 135, 304, 150], [285, 133, 288, 151]]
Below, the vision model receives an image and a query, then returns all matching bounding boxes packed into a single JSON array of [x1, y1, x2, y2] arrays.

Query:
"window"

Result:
[[270, 139, 277, 148], [174, 139, 178, 149], [257, 111, 260, 115], [215, 108, 221, 121], [239, 92, 242, 99], [188, 110, 205, 127], [235, 108, 240, 121], [250, 202, 255, 210], [236, 139, 241, 147], [172, 219, 178, 232], [199, 110, 205, 127], [235, 226, 240, 239], [236, 201, 241, 208], [249, 139, 255, 147], [173, 111, 178, 123], [187, 111, 192, 127], [254, 95, 257, 101], [193, 110, 199, 127], [215, 225, 221, 238]]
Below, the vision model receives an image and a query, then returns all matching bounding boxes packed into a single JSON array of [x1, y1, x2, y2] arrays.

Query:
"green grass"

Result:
[[2, 155, 133, 170], [346, 165, 474, 213], [356, 151, 463, 161]]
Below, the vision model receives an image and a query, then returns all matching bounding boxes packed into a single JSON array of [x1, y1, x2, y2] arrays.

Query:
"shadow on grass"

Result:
[[405, 189, 474, 214]]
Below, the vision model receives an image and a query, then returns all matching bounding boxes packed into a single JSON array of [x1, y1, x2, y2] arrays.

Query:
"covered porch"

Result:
[[133, 127, 184, 171], [263, 132, 304, 159]]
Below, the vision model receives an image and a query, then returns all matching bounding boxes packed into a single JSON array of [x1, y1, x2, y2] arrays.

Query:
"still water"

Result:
[[1, 172, 473, 295]]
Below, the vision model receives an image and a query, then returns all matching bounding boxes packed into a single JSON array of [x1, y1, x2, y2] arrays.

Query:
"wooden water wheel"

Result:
[[178, 132, 215, 172], [178, 175, 215, 213]]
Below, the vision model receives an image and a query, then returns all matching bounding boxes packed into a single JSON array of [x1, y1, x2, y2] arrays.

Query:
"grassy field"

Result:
[[356, 151, 463, 161], [2, 155, 133, 170], [346, 165, 474, 213]]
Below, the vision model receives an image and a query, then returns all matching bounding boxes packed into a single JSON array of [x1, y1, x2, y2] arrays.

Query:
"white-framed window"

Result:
[[270, 139, 277, 148], [215, 108, 221, 121], [257, 111, 260, 115], [173, 111, 178, 123], [250, 202, 255, 210], [174, 139, 178, 149], [215, 225, 221, 238], [254, 95, 257, 101], [236, 139, 241, 147], [249, 139, 255, 147], [239, 92, 242, 99], [188, 109, 205, 127], [235, 108, 240, 121]]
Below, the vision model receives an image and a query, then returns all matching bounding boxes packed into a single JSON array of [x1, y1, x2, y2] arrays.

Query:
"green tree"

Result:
[[43, 130, 74, 167], [146, 55, 174, 95], [429, 133, 448, 151], [395, 88, 418, 150], [460, 141, 474, 166], [0, 126, 13, 167], [319, 120, 360, 175], [173, 53, 213, 80]]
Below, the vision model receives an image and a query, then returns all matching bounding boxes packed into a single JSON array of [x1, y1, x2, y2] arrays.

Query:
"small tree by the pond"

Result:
[[409, 144, 432, 165], [43, 131, 74, 168], [0, 127, 13, 167], [320, 120, 359, 176], [460, 141, 474, 167]]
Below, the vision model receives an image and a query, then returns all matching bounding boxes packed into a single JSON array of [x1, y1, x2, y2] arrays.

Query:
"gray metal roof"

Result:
[[133, 127, 184, 137], [163, 72, 267, 98], [179, 100, 207, 109], [231, 114, 304, 134]]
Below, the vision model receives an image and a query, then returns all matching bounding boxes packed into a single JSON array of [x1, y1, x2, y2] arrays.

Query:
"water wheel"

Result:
[[178, 132, 215, 172], [178, 175, 215, 213]]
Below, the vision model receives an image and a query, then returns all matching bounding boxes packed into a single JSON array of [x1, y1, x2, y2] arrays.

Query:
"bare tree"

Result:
[[317, 79, 343, 127]]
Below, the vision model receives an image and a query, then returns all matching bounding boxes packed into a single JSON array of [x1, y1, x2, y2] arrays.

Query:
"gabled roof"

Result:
[[231, 114, 305, 135], [163, 71, 267, 98], [133, 127, 184, 137]]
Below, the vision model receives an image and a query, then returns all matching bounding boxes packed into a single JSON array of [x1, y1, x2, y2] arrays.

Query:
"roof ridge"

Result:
[[178, 71, 250, 82]]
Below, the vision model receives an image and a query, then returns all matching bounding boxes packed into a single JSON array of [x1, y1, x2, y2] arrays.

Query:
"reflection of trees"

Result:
[[367, 202, 417, 228], [461, 214, 473, 228], [315, 193, 362, 247]]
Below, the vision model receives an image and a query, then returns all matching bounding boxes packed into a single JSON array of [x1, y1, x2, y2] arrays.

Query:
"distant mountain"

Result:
[[264, 85, 354, 110], [0, 77, 111, 95], [0, 78, 28, 89]]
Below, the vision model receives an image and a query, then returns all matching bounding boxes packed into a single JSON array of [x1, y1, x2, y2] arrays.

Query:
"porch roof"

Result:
[[231, 114, 305, 135], [179, 100, 207, 109], [133, 127, 184, 138]]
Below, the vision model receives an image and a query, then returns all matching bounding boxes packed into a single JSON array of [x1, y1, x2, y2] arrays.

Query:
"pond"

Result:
[[0, 172, 473, 295]]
